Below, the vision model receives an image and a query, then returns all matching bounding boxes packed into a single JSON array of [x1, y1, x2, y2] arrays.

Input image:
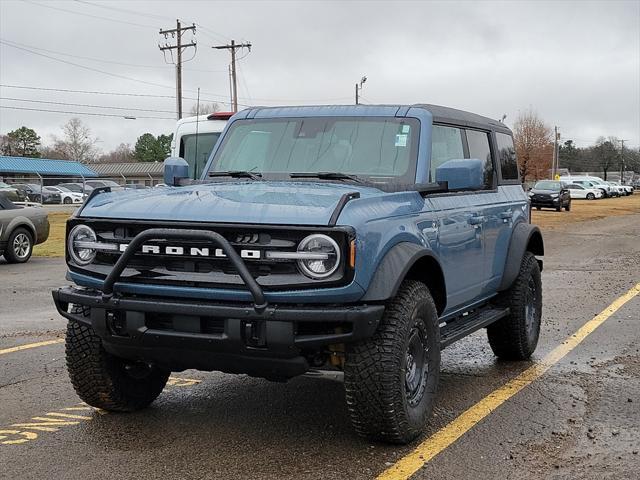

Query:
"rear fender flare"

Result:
[[498, 222, 544, 291]]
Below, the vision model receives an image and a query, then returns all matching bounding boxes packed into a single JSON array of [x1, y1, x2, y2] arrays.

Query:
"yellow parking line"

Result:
[[378, 282, 640, 480], [0, 339, 64, 356]]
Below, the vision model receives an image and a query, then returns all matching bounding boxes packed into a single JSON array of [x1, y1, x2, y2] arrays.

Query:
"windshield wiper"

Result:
[[289, 172, 364, 183], [208, 170, 262, 180]]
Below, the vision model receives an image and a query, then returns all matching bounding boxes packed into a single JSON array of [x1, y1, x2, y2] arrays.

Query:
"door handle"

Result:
[[499, 210, 513, 219], [468, 216, 485, 225]]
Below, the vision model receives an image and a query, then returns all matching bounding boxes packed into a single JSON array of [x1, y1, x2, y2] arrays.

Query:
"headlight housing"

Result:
[[68, 224, 97, 265], [296, 234, 341, 279]]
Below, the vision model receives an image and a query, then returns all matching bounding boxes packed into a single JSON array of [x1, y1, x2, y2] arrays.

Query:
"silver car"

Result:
[[0, 196, 50, 263]]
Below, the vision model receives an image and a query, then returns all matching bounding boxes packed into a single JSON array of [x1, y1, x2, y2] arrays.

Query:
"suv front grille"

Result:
[[68, 219, 353, 291]]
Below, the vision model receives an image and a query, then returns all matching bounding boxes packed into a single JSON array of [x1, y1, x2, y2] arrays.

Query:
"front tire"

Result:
[[63, 197, 72, 204], [4, 227, 33, 263], [344, 280, 440, 444], [66, 306, 169, 411], [487, 252, 542, 360], [586, 193, 595, 200]]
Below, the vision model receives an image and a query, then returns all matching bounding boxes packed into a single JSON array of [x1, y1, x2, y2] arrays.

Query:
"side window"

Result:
[[465, 129, 494, 190], [430, 125, 464, 182], [495, 133, 519, 181]]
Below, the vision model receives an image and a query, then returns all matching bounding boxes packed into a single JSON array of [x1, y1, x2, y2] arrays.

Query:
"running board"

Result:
[[440, 307, 510, 348]]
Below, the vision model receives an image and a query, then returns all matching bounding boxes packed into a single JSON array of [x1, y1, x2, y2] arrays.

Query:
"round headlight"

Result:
[[297, 234, 341, 279], [68, 224, 97, 265]]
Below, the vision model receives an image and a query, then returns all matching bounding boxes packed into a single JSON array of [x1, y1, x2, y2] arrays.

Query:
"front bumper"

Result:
[[530, 197, 561, 207], [52, 286, 384, 378]]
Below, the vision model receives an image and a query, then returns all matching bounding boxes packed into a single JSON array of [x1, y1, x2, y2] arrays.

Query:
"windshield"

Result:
[[207, 117, 419, 184], [534, 181, 562, 190], [180, 132, 221, 179]]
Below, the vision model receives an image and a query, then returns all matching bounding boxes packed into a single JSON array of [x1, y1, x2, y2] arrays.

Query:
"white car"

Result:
[[560, 175, 614, 198], [610, 181, 633, 196], [44, 186, 84, 204], [565, 183, 603, 200]]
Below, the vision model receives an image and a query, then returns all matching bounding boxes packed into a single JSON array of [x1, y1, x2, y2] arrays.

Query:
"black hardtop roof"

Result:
[[414, 104, 510, 133]]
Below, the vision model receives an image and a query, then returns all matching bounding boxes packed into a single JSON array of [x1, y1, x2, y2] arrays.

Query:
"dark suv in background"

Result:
[[529, 180, 571, 211]]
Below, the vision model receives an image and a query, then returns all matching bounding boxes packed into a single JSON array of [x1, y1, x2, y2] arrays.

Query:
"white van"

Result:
[[559, 175, 613, 197], [171, 112, 233, 180]]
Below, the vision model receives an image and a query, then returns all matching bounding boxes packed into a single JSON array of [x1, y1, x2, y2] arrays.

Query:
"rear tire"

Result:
[[487, 252, 542, 360], [65, 306, 169, 411], [344, 280, 440, 444], [4, 227, 33, 263]]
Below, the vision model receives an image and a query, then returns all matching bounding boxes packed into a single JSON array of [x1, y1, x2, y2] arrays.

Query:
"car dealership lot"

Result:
[[1, 213, 639, 480]]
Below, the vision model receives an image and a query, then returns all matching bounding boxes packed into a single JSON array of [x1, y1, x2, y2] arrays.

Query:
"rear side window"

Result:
[[430, 125, 464, 182], [465, 129, 494, 190], [495, 133, 519, 181]]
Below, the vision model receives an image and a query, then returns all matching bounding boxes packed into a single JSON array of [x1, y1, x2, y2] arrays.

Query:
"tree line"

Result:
[[0, 119, 173, 164], [513, 108, 639, 181]]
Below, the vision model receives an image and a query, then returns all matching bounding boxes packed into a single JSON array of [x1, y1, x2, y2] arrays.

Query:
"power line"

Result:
[[22, 0, 158, 29], [0, 96, 176, 114], [213, 40, 252, 112], [0, 84, 241, 106], [0, 105, 174, 120]]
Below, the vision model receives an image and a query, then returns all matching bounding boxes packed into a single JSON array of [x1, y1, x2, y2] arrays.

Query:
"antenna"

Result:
[[194, 87, 200, 179]]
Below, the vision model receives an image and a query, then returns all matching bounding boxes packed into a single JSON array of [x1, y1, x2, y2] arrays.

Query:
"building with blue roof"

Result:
[[0, 156, 98, 184]]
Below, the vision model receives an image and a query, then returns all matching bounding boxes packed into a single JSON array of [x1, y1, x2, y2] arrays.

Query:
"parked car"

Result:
[[57, 183, 95, 195], [11, 184, 61, 204], [565, 183, 602, 200], [0, 181, 26, 202], [604, 181, 623, 197], [529, 180, 571, 211], [0, 195, 49, 263], [609, 181, 633, 196], [44, 186, 85, 204], [53, 104, 545, 444], [85, 179, 123, 190], [559, 175, 613, 198]]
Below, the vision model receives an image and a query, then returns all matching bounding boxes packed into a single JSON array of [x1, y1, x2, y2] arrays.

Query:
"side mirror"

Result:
[[435, 158, 484, 191], [163, 157, 189, 186]]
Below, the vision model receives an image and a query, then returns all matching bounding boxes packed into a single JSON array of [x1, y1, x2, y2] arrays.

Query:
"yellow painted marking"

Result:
[[378, 282, 640, 480], [13, 421, 78, 427], [0, 430, 38, 445], [0, 339, 63, 356], [167, 376, 202, 387], [1, 375, 200, 446], [45, 412, 93, 420]]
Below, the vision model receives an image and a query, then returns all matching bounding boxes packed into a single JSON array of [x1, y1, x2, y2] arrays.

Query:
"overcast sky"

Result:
[[0, 0, 639, 153]]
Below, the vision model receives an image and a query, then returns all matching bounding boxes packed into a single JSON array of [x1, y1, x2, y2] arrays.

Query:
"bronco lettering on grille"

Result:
[[118, 243, 262, 259]]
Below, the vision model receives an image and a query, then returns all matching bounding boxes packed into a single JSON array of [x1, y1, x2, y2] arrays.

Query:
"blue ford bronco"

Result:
[[53, 104, 544, 444]]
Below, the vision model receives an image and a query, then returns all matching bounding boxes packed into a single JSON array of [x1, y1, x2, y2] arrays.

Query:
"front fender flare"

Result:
[[498, 222, 544, 291], [361, 242, 438, 302]]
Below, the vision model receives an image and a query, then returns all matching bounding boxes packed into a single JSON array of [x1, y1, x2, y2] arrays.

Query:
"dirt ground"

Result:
[[531, 194, 640, 230]]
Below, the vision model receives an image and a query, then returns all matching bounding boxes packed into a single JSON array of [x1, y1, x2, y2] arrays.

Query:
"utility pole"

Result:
[[213, 40, 251, 112], [355, 76, 367, 105], [159, 20, 196, 120], [620, 139, 627, 184], [552, 126, 559, 179]]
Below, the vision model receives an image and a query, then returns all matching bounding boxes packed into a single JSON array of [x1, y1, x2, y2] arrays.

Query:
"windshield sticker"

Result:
[[395, 134, 408, 147], [401, 125, 410, 134]]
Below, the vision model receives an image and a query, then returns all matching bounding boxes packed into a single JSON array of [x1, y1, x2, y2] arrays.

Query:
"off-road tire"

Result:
[[4, 227, 33, 263], [344, 280, 440, 444], [66, 306, 169, 411], [487, 252, 542, 360]]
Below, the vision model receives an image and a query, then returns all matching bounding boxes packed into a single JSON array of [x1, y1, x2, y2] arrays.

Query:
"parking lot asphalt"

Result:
[[1, 213, 639, 480]]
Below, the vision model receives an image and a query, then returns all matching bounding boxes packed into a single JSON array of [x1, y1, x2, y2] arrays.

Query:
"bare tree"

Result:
[[53, 118, 99, 163], [594, 136, 619, 180], [513, 108, 553, 182], [97, 143, 134, 163], [189, 102, 220, 116]]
